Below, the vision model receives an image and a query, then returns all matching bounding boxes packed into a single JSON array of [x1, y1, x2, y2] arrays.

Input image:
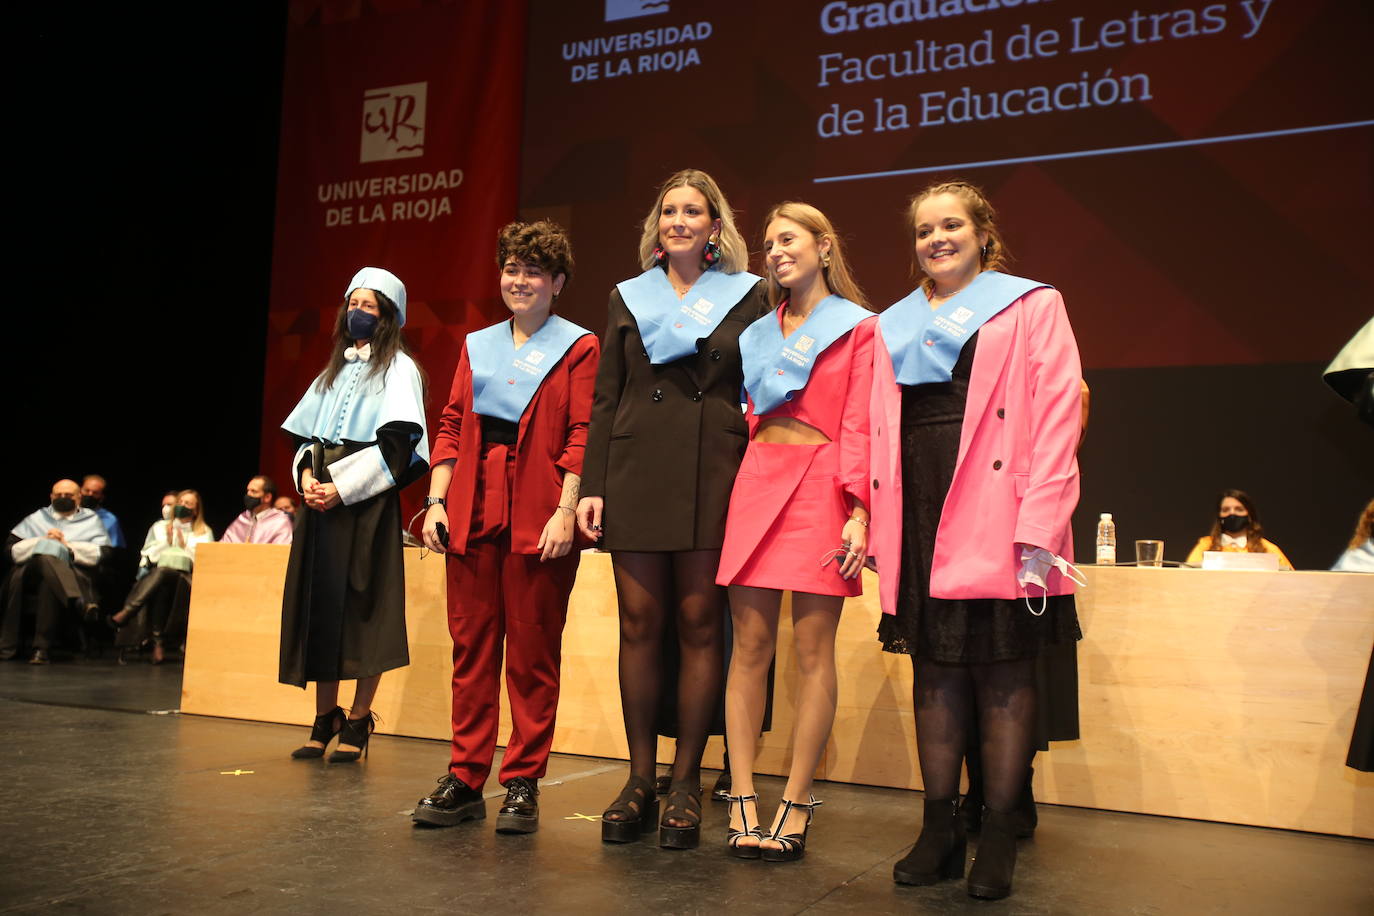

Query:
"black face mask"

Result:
[[347, 308, 379, 340], [1220, 514, 1250, 534], [81, 495, 102, 509], [244, 494, 263, 512], [51, 496, 77, 513], [173, 505, 194, 520]]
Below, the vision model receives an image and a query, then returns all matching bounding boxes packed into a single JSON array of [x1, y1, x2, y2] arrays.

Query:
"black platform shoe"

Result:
[[413, 773, 486, 826], [659, 781, 703, 850], [328, 712, 376, 763], [495, 776, 539, 834], [967, 808, 1019, 900], [893, 798, 967, 885], [291, 706, 345, 759], [601, 774, 659, 843], [760, 796, 822, 863]]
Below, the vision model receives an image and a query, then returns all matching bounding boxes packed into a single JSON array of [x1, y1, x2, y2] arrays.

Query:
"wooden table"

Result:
[[180, 545, 1373, 837]]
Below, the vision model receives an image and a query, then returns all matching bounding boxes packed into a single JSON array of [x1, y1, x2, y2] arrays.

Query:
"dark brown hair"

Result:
[[1204, 488, 1268, 553], [907, 179, 1011, 291], [253, 474, 278, 499], [316, 290, 425, 395], [497, 220, 575, 285]]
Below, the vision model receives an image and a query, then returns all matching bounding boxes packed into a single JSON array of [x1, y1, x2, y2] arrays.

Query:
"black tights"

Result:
[[912, 655, 1036, 813], [612, 550, 725, 787]]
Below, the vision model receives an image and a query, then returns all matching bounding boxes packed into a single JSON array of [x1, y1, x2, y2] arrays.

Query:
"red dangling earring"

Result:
[[653, 246, 668, 266]]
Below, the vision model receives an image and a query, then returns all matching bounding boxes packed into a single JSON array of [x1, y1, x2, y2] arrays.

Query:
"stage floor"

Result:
[[1, 658, 1370, 915]]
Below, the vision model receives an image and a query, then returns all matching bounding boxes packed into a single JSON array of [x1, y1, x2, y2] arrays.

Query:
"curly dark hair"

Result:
[[496, 220, 574, 285]]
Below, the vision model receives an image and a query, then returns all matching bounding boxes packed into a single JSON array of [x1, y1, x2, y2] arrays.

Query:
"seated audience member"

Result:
[[80, 475, 126, 549], [111, 489, 215, 664], [273, 495, 298, 519], [221, 475, 294, 544], [1332, 499, 1374, 573], [1185, 488, 1293, 569], [1, 479, 109, 663]]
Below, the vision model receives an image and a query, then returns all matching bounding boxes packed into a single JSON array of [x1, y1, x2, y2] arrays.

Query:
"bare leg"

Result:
[[724, 585, 782, 847], [338, 674, 383, 753], [761, 593, 843, 851]]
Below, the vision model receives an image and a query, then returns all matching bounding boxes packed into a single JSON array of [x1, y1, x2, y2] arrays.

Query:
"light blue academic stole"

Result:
[[879, 271, 1050, 385], [618, 267, 762, 365], [740, 296, 871, 414], [468, 314, 591, 423]]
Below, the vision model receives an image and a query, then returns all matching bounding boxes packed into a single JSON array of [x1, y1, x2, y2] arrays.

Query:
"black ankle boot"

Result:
[[893, 798, 966, 885], [967, 808, 1018, 899]]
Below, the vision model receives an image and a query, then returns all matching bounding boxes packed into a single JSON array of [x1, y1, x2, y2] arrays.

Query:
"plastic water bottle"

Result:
[[1096, 513, 1116, 566]]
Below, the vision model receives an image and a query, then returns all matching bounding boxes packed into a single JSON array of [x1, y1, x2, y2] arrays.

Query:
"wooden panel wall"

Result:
[[180, 544, 1373, 837]]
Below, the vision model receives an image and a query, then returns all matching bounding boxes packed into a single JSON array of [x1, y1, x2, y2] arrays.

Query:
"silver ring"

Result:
[[591, 524, 602, 531]]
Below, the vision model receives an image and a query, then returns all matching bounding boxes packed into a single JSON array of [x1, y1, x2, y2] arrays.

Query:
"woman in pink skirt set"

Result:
[[717, 202, 876, 862]]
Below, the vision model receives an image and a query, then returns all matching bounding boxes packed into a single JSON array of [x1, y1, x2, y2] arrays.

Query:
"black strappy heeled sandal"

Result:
[[328, 711, 376, 763], [601, 774, 659, 843], [724, 793, 765, 859], [291, 706, 344, 759], [659, 780, 703, 850], [760, 796, 822, 863]]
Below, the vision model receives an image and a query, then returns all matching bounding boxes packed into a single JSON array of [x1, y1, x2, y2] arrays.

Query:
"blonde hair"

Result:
[[907, 179, 1011, 293], [176, 488, 211, 538], [637, 169, 748, 274], [761, 202, 868, 311]]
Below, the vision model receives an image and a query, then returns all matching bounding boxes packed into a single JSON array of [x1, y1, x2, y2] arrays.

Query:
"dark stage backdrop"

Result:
[[9, 5, 287, 551], [519, 0, 1373, 568], [256, 1, 526, 527]]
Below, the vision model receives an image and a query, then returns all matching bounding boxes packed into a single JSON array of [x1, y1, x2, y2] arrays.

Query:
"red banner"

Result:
[[259, 1, 525, 519]]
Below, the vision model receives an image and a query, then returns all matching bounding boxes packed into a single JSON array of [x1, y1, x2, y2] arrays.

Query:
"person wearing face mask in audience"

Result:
[[80, 475, 126, 549], [221, 475, 294, 544], [1184, 489, 1292, 569], [111, 489, 215, 664], [0, 479, 109, 663], [273, 496, 298, 519], [868, 180, 1084, 900], [278, 267, 429, 763]]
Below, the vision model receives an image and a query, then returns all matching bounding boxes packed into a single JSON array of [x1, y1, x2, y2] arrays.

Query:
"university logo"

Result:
[[360, 83, 427, 163], [950, 306, 974, 324], [795, 335, 816, 353], [605, 0, 669, 23], [692, 298, 715, 315], [525, 350, 546, 365]]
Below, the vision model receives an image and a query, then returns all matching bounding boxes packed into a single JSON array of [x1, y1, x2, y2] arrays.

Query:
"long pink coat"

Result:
[[868, 287, 1083, 614]]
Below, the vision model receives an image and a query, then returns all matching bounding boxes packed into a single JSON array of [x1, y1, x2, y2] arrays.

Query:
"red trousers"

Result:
[[446, 530, 579, 789]]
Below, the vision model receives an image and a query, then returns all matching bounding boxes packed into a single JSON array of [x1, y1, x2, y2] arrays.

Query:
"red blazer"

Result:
[[431, 332, 600, 555]]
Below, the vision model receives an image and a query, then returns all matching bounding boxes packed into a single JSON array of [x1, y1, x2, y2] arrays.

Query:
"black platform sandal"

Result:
[[601, 774, 659, 843], [659, 781, 703, 850], [291, 706, 344, 759], [760, 796, 822, 863], [724, 793, 764, 859], [328, 711, 376, 763]]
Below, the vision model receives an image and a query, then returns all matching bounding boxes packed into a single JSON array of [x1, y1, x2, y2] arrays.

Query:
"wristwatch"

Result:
[[424, 497, 446, 507]]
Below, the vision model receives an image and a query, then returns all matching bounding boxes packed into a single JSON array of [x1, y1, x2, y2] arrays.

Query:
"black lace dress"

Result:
[[877, 332, 1082, 665]]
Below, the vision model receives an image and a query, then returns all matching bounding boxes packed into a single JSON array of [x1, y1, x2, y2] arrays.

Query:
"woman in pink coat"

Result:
[[868, 181, 1083, 900]]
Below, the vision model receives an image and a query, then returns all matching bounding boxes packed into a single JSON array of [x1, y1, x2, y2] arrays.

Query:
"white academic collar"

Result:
[[344, 342, 372, 362], [1220, 532, 1248, 548]]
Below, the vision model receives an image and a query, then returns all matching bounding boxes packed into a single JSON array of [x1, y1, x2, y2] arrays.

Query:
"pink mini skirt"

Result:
[[717, 440, 860, 597]]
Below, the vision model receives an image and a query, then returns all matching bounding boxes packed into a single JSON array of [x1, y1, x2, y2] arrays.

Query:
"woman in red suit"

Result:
[[412, 221, 599, 835], [717, 202, 875, 862]]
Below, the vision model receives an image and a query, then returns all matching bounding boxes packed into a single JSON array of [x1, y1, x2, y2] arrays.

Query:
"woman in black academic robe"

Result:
[[278, 267, 428, 762]]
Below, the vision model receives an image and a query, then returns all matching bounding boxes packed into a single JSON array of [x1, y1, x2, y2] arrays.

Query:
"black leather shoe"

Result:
[[28, 649, 50, 665], [413, 773, 486, 827], [495, 777, 539, 834]]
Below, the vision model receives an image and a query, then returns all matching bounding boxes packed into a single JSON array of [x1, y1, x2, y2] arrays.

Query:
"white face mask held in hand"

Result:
[[1017, 545, 1088, 616]]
